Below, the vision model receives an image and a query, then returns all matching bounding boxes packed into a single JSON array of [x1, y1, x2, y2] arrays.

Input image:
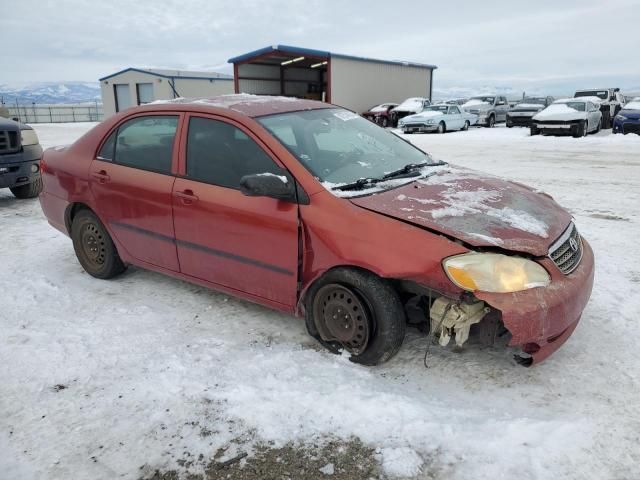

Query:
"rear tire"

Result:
[[71, 209, 126, 279], [10, 177, 42, 199], [305, 268, 406, 365], [462, 120, 470, 131]]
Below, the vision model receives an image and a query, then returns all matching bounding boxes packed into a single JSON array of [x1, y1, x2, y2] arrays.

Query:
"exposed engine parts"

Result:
[[429, 297, 491, 347]]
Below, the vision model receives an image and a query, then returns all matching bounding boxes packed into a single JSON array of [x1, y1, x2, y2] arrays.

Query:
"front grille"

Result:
[[404, 123, 425, 128], [549, 223, 583, 274], [0, 130, 20, 154], [622, 122, 640, 135]]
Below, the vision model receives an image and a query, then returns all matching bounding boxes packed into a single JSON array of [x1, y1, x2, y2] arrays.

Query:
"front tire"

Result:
[[437, 121, 445, 134], [71, 209, 126, 279], [10, 177, 42, 199], [381, 117, 389, 128], [305, 268, 406, 365], [486, 115, 495, 128], [530, 125, 540, 136]]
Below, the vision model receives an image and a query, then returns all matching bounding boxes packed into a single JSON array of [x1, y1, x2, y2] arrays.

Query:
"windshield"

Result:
[[558, 101, 586, 111], [519, 97, 546, 105], [575, 90, 608, 100], [470, 96, 495, 103], [424, 105, 448, 112], [258, 108, 437, 185]]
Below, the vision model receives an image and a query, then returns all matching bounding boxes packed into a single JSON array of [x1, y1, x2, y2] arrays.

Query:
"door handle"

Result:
[[91, 170, 110, 183], [174, 189, 199, 204]]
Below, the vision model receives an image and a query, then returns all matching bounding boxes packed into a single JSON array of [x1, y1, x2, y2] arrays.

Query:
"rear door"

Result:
[[496, 96, 509, 121], [172, 114, 299, 307], [89, 114, 181, 271]]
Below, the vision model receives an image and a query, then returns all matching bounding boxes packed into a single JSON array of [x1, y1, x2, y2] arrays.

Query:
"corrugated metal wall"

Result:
[[237, 64, 327, 98], [330, 57, 432, 113]]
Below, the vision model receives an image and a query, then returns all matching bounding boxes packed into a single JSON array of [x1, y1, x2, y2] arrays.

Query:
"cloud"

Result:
[[2, 0, 639, 94]]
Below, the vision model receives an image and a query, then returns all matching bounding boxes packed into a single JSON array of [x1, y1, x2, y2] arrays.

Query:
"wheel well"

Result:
[[64, 202, 92, 234]]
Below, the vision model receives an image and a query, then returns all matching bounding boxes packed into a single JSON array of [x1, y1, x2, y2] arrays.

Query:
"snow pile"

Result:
[[377, 447, 423, 478]]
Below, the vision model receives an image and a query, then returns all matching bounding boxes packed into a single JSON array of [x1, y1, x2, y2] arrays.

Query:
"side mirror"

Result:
[[239, 172, 297, 202]]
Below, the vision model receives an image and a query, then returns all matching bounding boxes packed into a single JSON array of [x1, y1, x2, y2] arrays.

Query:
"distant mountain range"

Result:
[[0, 82, 101, 105]]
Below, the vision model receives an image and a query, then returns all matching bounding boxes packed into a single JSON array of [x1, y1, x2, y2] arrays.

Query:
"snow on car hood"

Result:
[[533, 104, 587, 121], [512, 103, 544, 110], [622, 101, 640, 111], [349, 166, 571, 256], [392, 99, 425, 112], [403, 111, 444, 121]]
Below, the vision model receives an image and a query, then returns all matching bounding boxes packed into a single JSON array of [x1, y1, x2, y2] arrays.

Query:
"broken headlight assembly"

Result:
[[443, 253, 550, 293]]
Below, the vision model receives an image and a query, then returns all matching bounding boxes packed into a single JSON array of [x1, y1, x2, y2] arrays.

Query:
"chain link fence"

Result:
[[4, 103, 103, 123]]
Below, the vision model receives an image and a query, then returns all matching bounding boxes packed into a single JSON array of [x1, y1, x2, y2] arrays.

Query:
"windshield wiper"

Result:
[[332, 177, 381, 191], [382, 160, 446, 180]]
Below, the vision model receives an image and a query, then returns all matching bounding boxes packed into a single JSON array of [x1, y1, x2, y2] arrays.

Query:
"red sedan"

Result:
[[39, 95, 594, 366]]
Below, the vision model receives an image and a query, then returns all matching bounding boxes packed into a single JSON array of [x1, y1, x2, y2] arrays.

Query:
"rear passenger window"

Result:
[[113, 116, 178, 174], [186, 117, 283, 189], [97, 131, 116, 161]]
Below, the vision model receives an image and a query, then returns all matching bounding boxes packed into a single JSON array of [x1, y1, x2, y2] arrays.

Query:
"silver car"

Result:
[[398, 105, 478, 134], [461, 95, 510, 127], [531, 98, 602, 137]]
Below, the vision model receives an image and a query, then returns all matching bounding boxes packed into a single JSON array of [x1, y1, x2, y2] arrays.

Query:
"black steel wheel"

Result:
[[312, 284, 371, 356], [305, 268, 406, 365], [71, 209, 126, 279]]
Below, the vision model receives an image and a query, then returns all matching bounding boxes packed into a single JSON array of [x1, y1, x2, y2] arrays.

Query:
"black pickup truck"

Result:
[[0, 116, 43, 198]]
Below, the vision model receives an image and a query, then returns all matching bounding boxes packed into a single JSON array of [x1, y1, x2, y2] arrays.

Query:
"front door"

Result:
[[172, 115, 299, 307], [89, 114, 181, 271]]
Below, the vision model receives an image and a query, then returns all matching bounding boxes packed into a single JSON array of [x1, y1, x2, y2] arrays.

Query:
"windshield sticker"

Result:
[[333, 111, 359, 121]]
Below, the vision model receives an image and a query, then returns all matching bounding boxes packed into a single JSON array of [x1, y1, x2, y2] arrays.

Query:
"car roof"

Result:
[[144, 94, 333, 118]]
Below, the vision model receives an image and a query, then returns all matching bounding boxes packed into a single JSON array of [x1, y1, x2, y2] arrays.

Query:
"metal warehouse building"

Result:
[[99, 68, 234, 117], [228, 45, 437, 114]]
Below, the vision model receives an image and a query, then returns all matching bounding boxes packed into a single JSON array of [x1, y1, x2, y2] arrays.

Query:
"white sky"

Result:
[[2, 0, 639, 94]]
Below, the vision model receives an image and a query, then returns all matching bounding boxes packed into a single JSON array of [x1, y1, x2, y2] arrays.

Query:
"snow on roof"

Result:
[[228, 44, 437, 70], [99, 67, 233, 82]]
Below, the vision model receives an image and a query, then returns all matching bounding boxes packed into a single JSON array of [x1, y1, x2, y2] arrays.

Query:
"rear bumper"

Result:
[[476, 239, 595, 365]]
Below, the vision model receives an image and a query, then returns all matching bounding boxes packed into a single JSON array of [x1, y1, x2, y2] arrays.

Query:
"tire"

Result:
[[304, 268, 406, 366], [573, 121, 587, 138], [487, 115, 495, 128], [530, 125, 539, 136], [10, 177, 42, 199], [381, 117, 389, 128], [71, 209, 126, 279], [462, 120, 470, 131], [437, 122, 446, 134], [506, 121, 513, 128]]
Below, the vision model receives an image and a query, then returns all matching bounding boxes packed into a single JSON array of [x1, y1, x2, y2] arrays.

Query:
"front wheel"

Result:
[[10, 177, 42, 199], [437, 121, 445, 134], [381, 116, 389, 128], [71, 209, 126, 279], [530, 125, 540, 136], [305, 268, 406, 365], [487, 115, 495, 128]]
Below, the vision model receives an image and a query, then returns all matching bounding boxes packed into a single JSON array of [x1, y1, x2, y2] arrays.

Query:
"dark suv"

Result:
[[0, 116, 43, 198]]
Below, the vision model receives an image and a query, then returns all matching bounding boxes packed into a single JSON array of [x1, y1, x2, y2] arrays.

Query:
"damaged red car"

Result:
[[39, 95, 594, 366]]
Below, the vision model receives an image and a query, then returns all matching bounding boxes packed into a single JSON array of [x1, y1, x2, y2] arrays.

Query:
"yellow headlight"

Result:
[[443, 253, 550, 293]]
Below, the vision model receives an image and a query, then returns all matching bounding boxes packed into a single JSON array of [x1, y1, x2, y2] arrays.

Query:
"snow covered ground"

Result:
[[1, 123, 639, 479]]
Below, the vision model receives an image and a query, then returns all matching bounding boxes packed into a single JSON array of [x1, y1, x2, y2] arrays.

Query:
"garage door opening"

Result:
[[230, 45, 331, 103]]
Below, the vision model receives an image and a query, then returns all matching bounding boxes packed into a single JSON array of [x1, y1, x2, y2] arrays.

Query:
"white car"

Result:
[[390, 97, 430, 127], [531, 98, 602, 137], [398, 104, 478, 134]]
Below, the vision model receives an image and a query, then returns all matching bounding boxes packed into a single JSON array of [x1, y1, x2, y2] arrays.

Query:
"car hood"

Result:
[[403, 111, 444, 121], [512, 103, 544, 111], [620, 108, 640, 119], [349, 166, 571, 256]]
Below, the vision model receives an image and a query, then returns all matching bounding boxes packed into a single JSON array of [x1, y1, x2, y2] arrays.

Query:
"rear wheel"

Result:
[[305, 268, 406, 365], [10, 177, 42, 199], [462, 120, 470, 131], [71, 209, 126, 279]]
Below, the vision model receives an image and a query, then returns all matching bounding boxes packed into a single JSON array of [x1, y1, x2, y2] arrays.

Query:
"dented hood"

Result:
[[349, 167, 571, 256]]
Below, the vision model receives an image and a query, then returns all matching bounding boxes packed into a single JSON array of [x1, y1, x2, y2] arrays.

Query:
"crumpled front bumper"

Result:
[[475, 239, 595, 365]]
